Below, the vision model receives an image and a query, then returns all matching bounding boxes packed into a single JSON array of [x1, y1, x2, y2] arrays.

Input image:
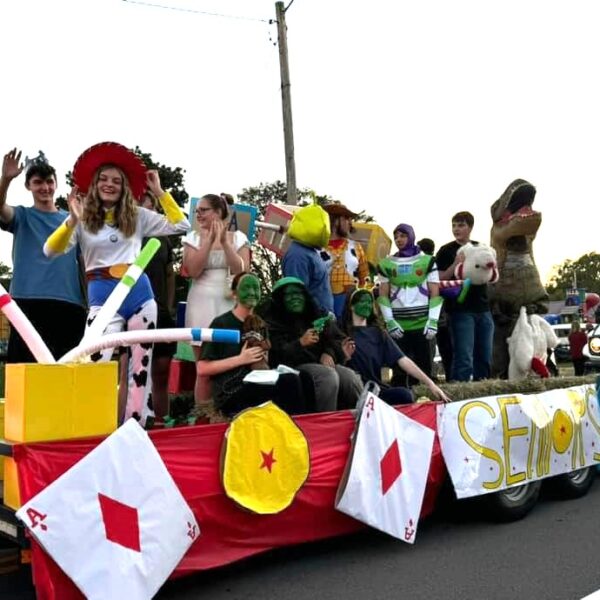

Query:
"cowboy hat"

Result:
[[322, 202, 358, 219], [73, 142, 147, 200]]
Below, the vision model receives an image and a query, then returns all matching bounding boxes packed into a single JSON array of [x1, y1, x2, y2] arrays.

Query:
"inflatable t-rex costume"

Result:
[[489, 179, 549, 378]]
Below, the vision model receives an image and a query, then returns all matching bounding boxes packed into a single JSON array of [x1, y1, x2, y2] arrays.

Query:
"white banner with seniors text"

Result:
[[437, 385, 600, 499]]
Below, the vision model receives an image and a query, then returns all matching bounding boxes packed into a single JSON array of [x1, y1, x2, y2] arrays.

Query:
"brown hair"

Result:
[[200, 193, 234, 220], [340, 288, 384, 335], [452, 211, 474, 228], [230, 271, 259, 292], [82, 165, 138, 237]]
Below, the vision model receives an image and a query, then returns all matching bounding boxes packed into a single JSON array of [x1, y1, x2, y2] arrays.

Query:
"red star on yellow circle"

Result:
[[260, 449, 277, 473]]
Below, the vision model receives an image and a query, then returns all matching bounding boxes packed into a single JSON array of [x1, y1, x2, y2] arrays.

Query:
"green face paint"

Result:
[[282, 285, 306, 314], [352, 292, 373, 318], [236, 274, 261, 308]]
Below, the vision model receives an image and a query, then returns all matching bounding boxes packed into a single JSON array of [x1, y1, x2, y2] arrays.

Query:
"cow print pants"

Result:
[[86, 299, 158, 427]]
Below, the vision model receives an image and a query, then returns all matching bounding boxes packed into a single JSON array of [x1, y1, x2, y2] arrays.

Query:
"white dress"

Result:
[[184, 229, 248, 342]]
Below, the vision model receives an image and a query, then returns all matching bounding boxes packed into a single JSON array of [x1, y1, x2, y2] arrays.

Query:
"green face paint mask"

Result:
[[352, 293, 373, 318], [236, 275, 261, 308], [282, 285, 306, 314]]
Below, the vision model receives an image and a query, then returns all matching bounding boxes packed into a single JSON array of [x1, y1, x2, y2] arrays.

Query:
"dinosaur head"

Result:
[[491, 179, 541, 238]]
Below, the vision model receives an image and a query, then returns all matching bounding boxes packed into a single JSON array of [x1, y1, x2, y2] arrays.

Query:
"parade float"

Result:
[[0, 205, 599, 600]]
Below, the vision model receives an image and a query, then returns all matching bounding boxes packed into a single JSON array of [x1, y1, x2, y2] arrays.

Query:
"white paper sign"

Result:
[[437, 385, 600, 498], [336, 392, 435, 543], [17, 419, 199, 600]]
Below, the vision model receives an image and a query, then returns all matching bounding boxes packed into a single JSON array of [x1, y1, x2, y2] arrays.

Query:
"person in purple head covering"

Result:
[[393, 223, 421, 258], [376, 222, 443, 388]]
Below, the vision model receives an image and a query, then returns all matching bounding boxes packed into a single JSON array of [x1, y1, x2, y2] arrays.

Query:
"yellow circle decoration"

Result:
[[222, 401, 310, 514], [552, 409, 574, 454]]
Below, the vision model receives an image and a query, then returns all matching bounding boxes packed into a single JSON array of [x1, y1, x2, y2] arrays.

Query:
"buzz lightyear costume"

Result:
[[378, 253, 443, 337], [377, 224, 442, 384]]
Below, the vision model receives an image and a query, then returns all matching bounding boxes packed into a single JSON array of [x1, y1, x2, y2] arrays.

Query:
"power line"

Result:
[[284, 0, 295, 12], [122, 0, 270, 23]]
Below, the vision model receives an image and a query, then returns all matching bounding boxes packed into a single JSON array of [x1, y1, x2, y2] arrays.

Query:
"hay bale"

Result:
[[413, 375, 597, 403]]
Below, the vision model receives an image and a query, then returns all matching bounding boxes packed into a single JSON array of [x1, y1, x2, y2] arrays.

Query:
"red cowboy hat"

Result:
[[72, 142, 147, 200]]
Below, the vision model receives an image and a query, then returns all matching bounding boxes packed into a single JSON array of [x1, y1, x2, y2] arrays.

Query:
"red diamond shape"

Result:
[[98, 493, 141, 552], [380, 439, 402, 496]]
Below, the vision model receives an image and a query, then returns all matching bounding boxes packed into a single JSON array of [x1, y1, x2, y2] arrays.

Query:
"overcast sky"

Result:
[[2, 0, 598, 284]]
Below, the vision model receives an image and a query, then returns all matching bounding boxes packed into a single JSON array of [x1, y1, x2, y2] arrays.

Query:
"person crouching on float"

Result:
[[341, 286, 450, 404], [197, 272, 307, 417], [43, 142, 190, 427]]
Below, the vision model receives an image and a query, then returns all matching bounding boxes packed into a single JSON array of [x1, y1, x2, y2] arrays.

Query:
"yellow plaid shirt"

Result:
[[325, 239, 370, 294]]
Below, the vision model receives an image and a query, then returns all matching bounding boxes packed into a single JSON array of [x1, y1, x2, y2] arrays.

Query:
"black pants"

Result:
[[379, 386, 413, 405], [573, 357, 586, 376], [221, 373, 307, 417], [392, 329, 432, 387], [436, 324, 453, 382], [7, 299, 87, 363]]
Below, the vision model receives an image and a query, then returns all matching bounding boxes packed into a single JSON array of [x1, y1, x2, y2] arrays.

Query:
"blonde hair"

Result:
[[82, 165, 138, 237]]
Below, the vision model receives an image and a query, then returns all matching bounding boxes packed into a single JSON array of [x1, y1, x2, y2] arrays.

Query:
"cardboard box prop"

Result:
[[257, 204, 299, 257], [350, 223, 392, 266], [168, 359, 196, 394], [0, 400, 4, 483], [3, 457, 19, 509], [189, 198, 258, 242], [4, 363, 118, 444], [257, 203, 391, 265]]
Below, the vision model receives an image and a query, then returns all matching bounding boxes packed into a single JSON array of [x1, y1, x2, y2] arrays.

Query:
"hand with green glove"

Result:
[[386, 319, 404, 340], [377, 295, 404, 340]]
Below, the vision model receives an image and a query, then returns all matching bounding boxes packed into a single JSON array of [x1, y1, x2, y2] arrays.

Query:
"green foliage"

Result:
[[546, 252, 600, 300], [0, 262, 11, 277], [131, 147, 188, 208]]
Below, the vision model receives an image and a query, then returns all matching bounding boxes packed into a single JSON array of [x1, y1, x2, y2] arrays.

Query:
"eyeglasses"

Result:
[[196, 207, 214, 214]]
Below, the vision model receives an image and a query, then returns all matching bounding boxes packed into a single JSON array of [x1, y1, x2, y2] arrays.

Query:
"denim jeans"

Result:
[[450, 310, 494, 381]]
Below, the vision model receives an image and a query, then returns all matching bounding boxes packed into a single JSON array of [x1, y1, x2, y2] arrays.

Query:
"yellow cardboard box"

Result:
[[4, 363, 118, 443], [350, 223, 392, 267], [0, 399, 4, 483], [3, 456, 19, 510]]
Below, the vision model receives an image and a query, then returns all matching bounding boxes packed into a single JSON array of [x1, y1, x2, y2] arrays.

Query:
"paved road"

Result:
[[4, 480, 600, 599], [158, 480, 600, 600]]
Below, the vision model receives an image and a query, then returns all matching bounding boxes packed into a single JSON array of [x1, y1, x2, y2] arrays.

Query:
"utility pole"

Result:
[[275, 1, 297, 205]]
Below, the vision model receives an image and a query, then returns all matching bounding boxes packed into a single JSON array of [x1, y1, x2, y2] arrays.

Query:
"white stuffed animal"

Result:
[[454, 243, 499, 285], [507, 306, 559, 380]]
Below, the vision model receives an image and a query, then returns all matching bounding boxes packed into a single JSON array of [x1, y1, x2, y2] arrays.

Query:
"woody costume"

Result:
[[321, 203, 369, 319]]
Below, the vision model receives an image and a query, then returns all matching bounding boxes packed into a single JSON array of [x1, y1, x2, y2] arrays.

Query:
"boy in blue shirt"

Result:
[[0, 148, 86, 362]]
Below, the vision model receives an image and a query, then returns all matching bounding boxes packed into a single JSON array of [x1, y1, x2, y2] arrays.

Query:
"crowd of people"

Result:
[[3, 142, 512, 427]]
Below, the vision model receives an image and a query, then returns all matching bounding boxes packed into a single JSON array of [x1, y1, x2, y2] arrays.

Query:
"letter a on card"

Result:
[[16, 419, 199, 600], [335, 393, 435, 543]]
